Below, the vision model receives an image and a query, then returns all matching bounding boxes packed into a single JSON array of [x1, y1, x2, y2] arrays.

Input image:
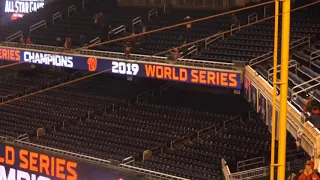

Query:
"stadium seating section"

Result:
[[0, 0, 318, 179], [0, 67, 302, 179]]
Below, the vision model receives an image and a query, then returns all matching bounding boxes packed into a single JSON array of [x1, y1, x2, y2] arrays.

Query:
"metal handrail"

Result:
[[311, 60, 320, 70], [291, 77, 320, 99], [249, 37, 311, 67], [298, 66, 320, 81], [6, 31, 22, 42], [136, 90, 154, 102], [148, 8, 158, 20], [223, 116, 241, 129], [197, 125, 216, 139], [267, 60, 297, 81], [237, 157, 265, 171], [52, 12, 62, 24], [309, 49, 320, 68], [86, 37, 101, 46], [160, 81, 173, 90], [30, 20, 46, 35], [205, 31, 224, 49], [230, 23, 240, 35], [290, 36, 310, 50], [249, 51, 273, 66], [263, 6, 268, 18], [159, 81, 173, 95], [181, 45, 198, 58], [187, 45, 197, 54], [69, 69, 81, 80], [16, 133, 29, 141], [108, 25, 126, 40], [132, 16, 142, 30], [122, 156, 134, 165], [248, 12, 258, 24], [68, 5, 76, 17], [229, 158, 306, 179], [170, 136, 190, 149]]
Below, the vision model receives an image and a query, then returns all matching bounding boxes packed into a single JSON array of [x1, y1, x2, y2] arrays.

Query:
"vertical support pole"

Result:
[[277, 0, 291, 179], [270, 1, 279, 180]]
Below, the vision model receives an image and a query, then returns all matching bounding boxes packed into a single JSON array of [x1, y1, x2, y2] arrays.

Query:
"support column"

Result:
[[270, 0, 279, 179], [277, 0, 291, 179]]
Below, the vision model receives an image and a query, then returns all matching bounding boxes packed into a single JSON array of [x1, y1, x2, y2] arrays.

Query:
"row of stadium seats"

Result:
[[98, 10, 235, 54], [2, 1, 258, 57], [0, 74, 156, 137], [137, 112, 298, 180], [193, 5, 320, 62], [0, 69, 68, 98], [32, 4, 147, 46], [0, 68, 306, 180], [31, 87, 240, 161]]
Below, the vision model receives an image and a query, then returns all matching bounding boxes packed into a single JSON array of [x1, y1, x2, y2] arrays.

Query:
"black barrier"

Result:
[[0, 142, 146, 180]]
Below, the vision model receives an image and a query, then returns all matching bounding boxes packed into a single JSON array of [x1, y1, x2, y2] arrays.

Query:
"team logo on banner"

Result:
[[87, 57, 97, 72]]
